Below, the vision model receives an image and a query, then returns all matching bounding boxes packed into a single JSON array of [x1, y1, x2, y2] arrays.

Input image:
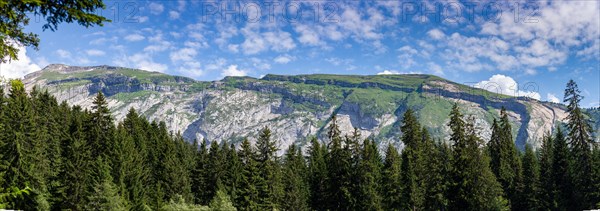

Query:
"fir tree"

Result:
[[237, 138, 261, 210], [54, 106, 92, 210], [551, 127, 571, 210], [399, 109, 425, 210], [209, 188, 237, 211], [282, 144, 310, 211], [255, 126, 283, 210], [0, 80, 47, 209], [424, 140, 451, 210], [381, 144, 402, 210], [447, 104, 506, 210], [538, 134, 555, 210], [325, 116, 353, 210], [192, 139, 210, 205], [488, 108, 522, 209], [307, 137, 328, 211], [355, 139, 383, 210], [563, 79, 594, 209], [521, 144, 540, 210]]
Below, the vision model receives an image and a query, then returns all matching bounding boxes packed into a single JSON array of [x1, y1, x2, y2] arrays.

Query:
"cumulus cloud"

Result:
[[86, 49, 105, 56], [114, 53, 167, 73], [221, 65, 247, 77], [148, 3, 164, 15], [547, 93, 560, 103], [169, 11, 180, 20], [274, 54, 295, 64], [474, 75, 541, 100], [0, 45, 41, 79], [124, 34, 145, 42], [170, 48, 197, 62], [377, 70, 400, 75], [56, 49, 71, 58], [240, 25, 296, 55], [427, 29, 445, 40]]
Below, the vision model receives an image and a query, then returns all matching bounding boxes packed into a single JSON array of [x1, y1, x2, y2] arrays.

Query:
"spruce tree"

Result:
[[0, 80, 47, 209], [282, 144, 310, 211], [192, 139, 210, 205], [521, 144, 540, 210], [324, 115, 353, 210], [538, 134, 555, 210], [381, 144, 402, 210], [355, 139, 383, 210], [224, 143, 243, 207], [399, 109, 425, 210], [307, 137, 328, 211], [237, 138, 261, 210], [447, 104, 506, 210], [54, 106, 92, 210], [88, 91, 115, 159], [552, 127, 571, 210], [85, 157, 126, 210], [488, 108, 522, 209], [592, 144, 600, 207], [563, 79, 594, 209], [255, 126, 283, 210], [424, 139, 451, 210], [209, 188, 237, 211]]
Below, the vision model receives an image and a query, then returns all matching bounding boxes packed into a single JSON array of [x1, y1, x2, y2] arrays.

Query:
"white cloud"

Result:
[[169, 11, 180, 20], [170, 48, 197, 62], [206, 58, 227, 71], [377, 70, 400, 75], [240, 24, 296, 55], [149, 3, 164, 15], [274, 54, 295, 64], [86, 49, 105, 56], [221, 65, 247, 77], [114, 53, 167, 73], [427, 29, 445, 40], [427, 62, 444, 75], [56, 49, 71, 58], [0, 45, 41, 79], [124, 34, 145, 42], [138, 16, 149, 23], [547, 93, 560, 103], [474, 74, 541, 100], [377, 70, 421, 75]]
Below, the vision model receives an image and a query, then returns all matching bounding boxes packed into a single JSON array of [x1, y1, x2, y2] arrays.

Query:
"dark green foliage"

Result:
[[399, 109, 426, 210], [488, 108, 523, 209], [424, 140, 451, 210], [0, 79, 595, 210], [324, 116, 354, 210], [355, 139, 383, 210], [237, 138, 261, 210], [282, 144, 310, 211], [0, 0, 109, 63], [382, 144, 402, 210], [552, 127, 571, 210], [564, 79, 595, 209], [521, 144, 540, 210], [192, 139, 210, 205], [538, 134, 555, 210], [447, 104, 506, 210], [307, 137, 328, 211]]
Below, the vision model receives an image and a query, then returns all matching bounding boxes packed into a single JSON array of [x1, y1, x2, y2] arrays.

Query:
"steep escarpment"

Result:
[[22, 64, 581, 151]]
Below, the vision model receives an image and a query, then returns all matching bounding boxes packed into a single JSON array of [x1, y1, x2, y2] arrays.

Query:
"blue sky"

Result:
[[2, 0, 599, 107]]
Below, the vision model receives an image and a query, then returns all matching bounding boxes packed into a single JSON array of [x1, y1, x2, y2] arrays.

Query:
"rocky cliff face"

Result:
[[23, 64, 582, 151]]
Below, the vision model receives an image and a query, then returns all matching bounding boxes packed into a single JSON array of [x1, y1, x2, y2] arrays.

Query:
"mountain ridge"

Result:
[[23, 64, 590, 151]]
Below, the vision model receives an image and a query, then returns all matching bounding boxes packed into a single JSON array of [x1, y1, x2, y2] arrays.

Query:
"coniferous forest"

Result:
[[0, 78, 599, 210]]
